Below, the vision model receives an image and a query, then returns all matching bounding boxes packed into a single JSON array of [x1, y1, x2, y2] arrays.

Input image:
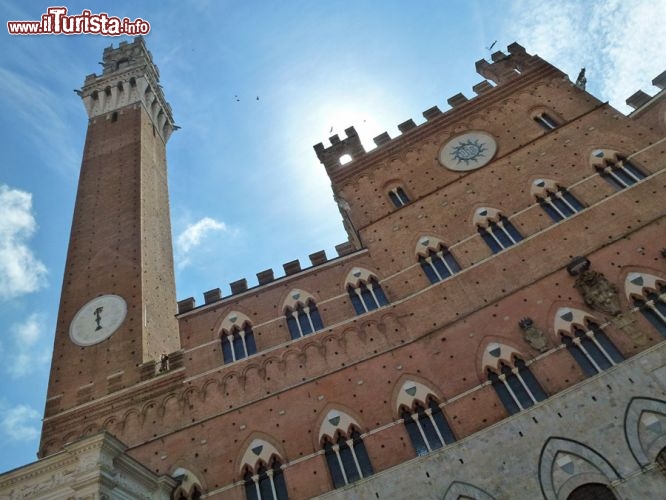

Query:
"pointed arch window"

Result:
[[241, 439, 289, 500], [396, 381, 455, 456], [483, 343, 547, 415], [220, 312, 257, 365], [591, 149, 646, 190], [416, 237, 461, 284], [401, 398, 455, 456], [474, 208, 523, 254], [556, 309, 624, 376], [625, 273, 666, 337], [388, 187, 410, 208], [320, 410, 373, 488], [532, 179, 584, 222], [283, 290, 324, 340], [345, 269, 389, 315]]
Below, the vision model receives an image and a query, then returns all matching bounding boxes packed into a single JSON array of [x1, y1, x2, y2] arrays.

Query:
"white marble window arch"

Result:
[[396, 380, 455, 455], [555, 307, 624, 376], [319, 409, 373, 488], [283, 289, 324, 340], [531, 179, 584, 222], [625, 272, 666, 336], [219, 311, 257, 364], [482, 342, 546, 415], [415, 236, 461, 284], [590, 149, 646, 190], [345, 268, 389, 315], [473, 207, 523, 253], [240, 439, 288, 500]]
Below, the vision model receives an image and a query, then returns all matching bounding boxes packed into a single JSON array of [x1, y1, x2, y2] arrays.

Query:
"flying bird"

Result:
[[486, 40, 497, 51]]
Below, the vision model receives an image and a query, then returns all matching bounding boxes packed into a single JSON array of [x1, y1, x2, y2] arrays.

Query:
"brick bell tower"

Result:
[[40, 37, 180, 448]]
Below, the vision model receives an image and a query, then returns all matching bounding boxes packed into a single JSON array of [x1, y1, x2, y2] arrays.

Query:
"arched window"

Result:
[[625, 273, 666, 337], [533, 112, 558, 131], [591, 149, 646, 191], [416, 237, 461, 284], [283, 290, 324, 340], [388, 186, 410, 208], [396, 381, 456, 456], [555, 308, 624, 377], [171, 467, 204, 500], [323, 429, 373, 488], [474, 207, 523, 254], [531, 179, 584, 222], [219, 312, 257, 364], [241, 440, 288, 500], [320, 410, 373, 488], [401, 397, 455, 456], [345, 268, 389, 315], [567, 483, 617, 500], [488, 358, 547, 415]]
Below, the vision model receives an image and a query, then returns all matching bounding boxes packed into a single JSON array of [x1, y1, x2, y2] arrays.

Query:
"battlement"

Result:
[[79, 36, 177, 142], [625, 69, 666, 111], [177, 243, 361, 314], [314, 127, 366, 172], [312, 43, 555, 176]]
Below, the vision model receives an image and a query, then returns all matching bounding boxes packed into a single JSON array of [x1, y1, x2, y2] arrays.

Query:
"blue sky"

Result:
[[0, 0, 664, 473]]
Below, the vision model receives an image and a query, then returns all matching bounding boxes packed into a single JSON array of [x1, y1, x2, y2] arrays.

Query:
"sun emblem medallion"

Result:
[[438, 131, 497, 171]]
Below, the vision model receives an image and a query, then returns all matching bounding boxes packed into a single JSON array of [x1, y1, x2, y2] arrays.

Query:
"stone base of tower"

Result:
[[0, 433, 177, 499]]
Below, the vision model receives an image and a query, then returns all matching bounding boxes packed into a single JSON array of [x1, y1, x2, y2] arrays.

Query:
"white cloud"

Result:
[[0, 404, 41, 442], [508, 0, 666, 113], [175, 217, 230, 268], [5, 313, 51, 379], [0, 185, 47, 300]]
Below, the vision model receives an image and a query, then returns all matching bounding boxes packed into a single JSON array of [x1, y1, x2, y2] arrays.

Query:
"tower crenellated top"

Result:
[[79, 36, 177, 142], [474, 42, 540, 85], [314, 127, 366, 172]]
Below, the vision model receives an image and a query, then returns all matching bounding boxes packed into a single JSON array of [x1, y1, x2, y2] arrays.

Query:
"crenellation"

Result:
[[422, 105, 442, 120], [397, 119, 417, 133], [652, 70, 666, 89], [316, 44, 554, 173], [313, 126, 365, 171], [475, 42, 539, 85], [230, 278, 248, 294], [256, 268, 275, 285], [491, 50, 507, 62], [177, 297, 195, 314], [447, 92, 468, 107], [203, 288, 221, 304], [80, 37, 177, 142], [626, 90, 652, 110], [335, 241, 355, 256], [283, 259, 302, 276], [373, 131, 392, 146], [472, 80, 493, 95], [309, 250, 328, 266]]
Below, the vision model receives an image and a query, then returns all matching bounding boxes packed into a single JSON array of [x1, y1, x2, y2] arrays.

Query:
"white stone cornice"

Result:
[[79, 37, 176, 143]]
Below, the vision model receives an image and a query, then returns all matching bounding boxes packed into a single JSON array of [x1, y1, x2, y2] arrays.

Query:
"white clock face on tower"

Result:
[[69, 294, 127, 346]]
